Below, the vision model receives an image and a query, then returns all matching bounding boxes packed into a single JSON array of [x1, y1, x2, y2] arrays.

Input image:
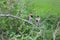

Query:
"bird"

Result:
[[28, 14, 33, 22], [35, 16, 40, 26]]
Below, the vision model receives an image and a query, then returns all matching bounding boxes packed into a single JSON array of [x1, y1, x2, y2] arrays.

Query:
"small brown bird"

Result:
[[28, 14, 33, 22], [35, 16, 40, 26]]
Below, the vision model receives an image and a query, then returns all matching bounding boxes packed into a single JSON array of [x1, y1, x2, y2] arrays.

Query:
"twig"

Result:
[[34, 15, 51, 40], [53, 21, 60, 40], [34, 29, 43, 40], [39, 14, 51, 26], [1, 32, 4, 40]]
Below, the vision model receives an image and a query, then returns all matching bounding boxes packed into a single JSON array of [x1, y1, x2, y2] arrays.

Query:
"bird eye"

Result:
[[36, 20, 38, 22], [31, 15, 33, 17]]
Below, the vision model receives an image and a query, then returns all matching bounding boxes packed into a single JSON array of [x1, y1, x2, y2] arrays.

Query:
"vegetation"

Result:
[[0, 0, 60, 40]]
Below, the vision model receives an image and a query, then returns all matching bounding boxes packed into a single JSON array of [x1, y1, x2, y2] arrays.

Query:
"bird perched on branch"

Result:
[[35, 16, 40, 26], [28, 14, 33, 22]]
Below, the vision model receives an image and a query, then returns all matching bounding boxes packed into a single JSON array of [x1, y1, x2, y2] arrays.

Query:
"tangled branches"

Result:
[[0, 14, 60, 40]]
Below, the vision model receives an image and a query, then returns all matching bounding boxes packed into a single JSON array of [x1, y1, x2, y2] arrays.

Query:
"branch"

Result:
[[0, 14, 35, 26], [53, 21, 60, 40], [34, 15, 51, 40], [1, 32, 4, 40], [39, 14, 51, 26], [34, 29, 43, 40]]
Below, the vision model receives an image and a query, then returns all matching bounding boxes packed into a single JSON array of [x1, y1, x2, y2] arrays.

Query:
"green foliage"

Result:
[[0, 0, 60, 40]]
